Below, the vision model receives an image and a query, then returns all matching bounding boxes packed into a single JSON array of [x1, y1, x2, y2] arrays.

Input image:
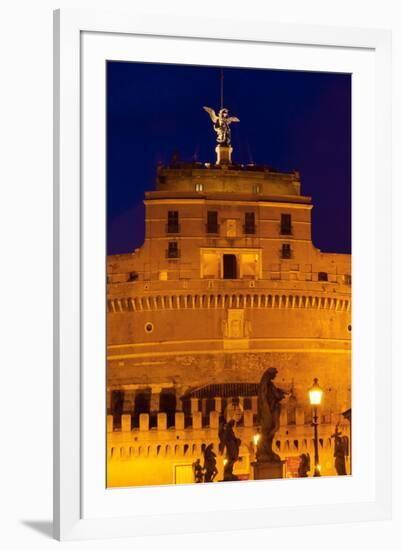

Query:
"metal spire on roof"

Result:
[[220, 68, 224, 111]]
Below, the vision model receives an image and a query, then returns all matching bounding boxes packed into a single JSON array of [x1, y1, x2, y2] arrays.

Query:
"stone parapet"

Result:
[[107, 288, 351, 312], [107, 408, 348, 435], [107, 415, 351, 475]]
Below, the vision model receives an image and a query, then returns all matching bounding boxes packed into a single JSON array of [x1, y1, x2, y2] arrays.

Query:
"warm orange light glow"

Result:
[[309, 378, 323, 405], [253, 434, 261, 447]]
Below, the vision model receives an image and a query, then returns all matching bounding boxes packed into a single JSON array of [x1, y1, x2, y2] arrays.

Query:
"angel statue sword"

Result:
[[203, 106, 240, 146]]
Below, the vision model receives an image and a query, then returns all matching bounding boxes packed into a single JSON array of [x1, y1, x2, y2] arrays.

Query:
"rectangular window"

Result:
[[206, 211, 219, 233], [167, 211, 179, 233], [223, 254, 237, 279], [281, 244, 291, 259], [318, 271, 328, 281], [244, 212, 256, 234], [167, 241, 179, 259], [280, 214, 292, 235]]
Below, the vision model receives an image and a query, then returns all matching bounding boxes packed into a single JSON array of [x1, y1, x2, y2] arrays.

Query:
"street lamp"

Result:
[[308, 378, 323, 477]]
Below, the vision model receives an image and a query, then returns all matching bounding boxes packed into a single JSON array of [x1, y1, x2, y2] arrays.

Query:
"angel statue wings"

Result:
[[203, 106, 240, 146]]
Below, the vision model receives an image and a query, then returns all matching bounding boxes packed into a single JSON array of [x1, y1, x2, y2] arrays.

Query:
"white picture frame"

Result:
[[53, 8, 392, 541]]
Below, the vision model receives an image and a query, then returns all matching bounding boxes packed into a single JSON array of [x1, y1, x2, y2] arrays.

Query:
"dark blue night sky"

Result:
[[107, 62, 351, 256]]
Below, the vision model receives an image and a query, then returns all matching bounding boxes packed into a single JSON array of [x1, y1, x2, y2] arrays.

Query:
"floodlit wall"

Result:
[[106, 162, 352, 487], [107, 410, 351, 487]]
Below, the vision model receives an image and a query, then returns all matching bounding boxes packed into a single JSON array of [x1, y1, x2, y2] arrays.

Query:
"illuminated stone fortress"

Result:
[[107, 113, 352, 487]]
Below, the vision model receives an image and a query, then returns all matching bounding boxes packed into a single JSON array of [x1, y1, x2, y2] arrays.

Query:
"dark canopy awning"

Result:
[[184, 383, 259, 399]]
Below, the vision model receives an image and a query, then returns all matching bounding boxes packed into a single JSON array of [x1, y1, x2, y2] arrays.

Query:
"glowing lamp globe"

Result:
[[309, 378, 323, 406]]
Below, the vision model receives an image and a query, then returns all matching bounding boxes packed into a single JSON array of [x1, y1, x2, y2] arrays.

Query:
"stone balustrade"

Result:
[[107, 291, 351, 314]]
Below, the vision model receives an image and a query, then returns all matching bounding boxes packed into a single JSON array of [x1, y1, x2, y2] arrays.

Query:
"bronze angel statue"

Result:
[[218, 419, 241, 481], [203, 106, 240, 146], [257, 367, 288, 463]]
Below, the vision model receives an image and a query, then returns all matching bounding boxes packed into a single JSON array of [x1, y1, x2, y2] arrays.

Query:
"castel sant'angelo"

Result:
[[106, 103, 352, 487]]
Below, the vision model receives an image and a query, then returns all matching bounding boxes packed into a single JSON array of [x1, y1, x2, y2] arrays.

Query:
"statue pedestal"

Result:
[[251, 460, 285, 480], [215, 144, 232, 165]]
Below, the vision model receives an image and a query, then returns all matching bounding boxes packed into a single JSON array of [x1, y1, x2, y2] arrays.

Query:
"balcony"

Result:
[[206, 223, 220, 234], [243, 224, 256, 235], [165, 223, 180, 234], [166, 249, 180, 259]]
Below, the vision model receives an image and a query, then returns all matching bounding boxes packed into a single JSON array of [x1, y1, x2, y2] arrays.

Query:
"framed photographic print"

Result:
[[54, 9, 392, 540]]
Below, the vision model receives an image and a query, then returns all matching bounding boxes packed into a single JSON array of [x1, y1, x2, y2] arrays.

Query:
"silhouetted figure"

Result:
[[218, 418, 226, 455], [219, 419, 241, 481], [257, 367, 287, 462], [192, 459, 204, 483], [298, 453, 311, 477], [203, 443, 218, 482], [332, 425, 348, 475]]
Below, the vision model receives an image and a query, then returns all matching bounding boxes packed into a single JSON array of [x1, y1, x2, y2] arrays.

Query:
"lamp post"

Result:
[[308, 378, 323, 477]]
